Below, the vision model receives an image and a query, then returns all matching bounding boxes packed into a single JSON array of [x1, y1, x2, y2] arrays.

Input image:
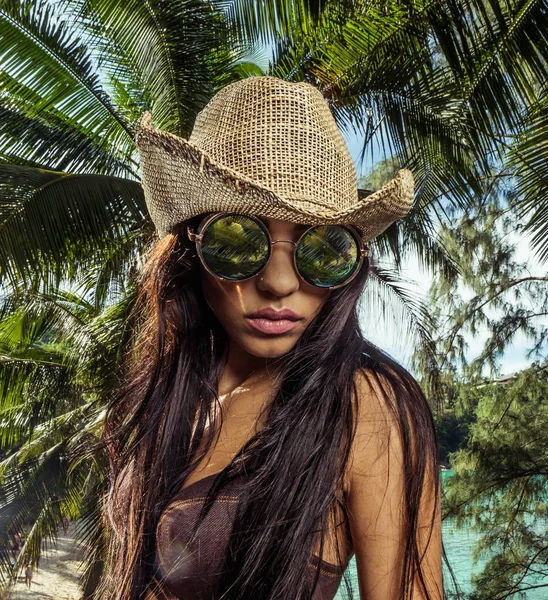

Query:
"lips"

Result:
[[247, 308, 301, 321], [245, 307, 303, 335]]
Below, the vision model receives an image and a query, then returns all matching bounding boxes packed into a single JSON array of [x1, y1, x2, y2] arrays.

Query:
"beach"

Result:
[[8, 520, 82, 599]]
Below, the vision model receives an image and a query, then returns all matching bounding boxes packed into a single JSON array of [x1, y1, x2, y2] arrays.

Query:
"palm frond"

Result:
[[66, 0, 238, 135], [507, 91, 548, 262], [361, 261, 437, 366], [0, 164, 147, 288], [0, 0, 133, 144], [0, 101, 138, 177], [215, 0, 345, 47]]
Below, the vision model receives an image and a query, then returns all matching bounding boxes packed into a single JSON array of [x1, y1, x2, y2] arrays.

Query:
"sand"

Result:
[[8, 520, 83, 600]]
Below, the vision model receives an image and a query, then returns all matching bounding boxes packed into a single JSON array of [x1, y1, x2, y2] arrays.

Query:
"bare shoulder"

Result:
[[352, 366, 399, 416], [349, 368, 402, 469], [343, 366, 444, 599]]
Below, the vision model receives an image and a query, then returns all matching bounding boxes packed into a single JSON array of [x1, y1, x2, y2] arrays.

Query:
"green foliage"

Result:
[[432, 376, 477, 464], [0, 282, 138, 595], [507, 90, 548, 262], [435, 409, 472, 466], [0, 0, 242, 293], [359, 157, 401, 192], [412, 190, 548, 406], [444, 363, 548, 598]]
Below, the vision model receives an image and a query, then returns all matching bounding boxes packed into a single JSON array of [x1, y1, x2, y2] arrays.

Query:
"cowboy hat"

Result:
[[134, 76, 415, 243]]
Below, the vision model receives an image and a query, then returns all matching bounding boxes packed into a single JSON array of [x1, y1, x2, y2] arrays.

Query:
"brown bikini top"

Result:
[[153, 471, 346, 599], [108, 465, 347, 599]]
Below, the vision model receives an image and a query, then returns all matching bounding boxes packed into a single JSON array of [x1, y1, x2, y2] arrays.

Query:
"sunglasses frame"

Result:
[[187, 212, 369, 290]]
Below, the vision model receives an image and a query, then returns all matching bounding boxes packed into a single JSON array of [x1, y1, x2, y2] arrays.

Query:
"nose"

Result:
[[256, 240, 300, 297]]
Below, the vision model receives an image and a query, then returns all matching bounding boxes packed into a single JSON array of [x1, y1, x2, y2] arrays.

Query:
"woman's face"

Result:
[[201, 217, 332, 361]]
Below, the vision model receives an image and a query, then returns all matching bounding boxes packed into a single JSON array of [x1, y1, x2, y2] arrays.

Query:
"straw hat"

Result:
[[134, 76, 415, 243]]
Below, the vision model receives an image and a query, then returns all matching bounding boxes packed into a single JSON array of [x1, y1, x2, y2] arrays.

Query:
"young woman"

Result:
[[101, 76, 443, 600]]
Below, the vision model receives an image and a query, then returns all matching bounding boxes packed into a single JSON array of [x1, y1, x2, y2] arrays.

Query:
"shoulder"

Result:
[[343, 367, 443, 598], [351, 366, 403, 450], [352, 366, 400, 419], [342, 367, 405, 495]]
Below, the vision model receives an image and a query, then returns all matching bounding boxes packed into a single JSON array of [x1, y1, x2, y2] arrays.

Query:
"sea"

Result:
[[334, 470, 548, 599]]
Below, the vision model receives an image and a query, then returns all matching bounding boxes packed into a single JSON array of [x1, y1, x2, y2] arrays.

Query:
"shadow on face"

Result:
[[201, 217, 332, 362]]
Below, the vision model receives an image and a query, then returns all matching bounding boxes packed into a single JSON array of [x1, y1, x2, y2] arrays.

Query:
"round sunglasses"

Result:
[[187, 213, 369, 290]]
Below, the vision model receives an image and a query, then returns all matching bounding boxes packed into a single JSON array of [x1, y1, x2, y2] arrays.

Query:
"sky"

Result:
[[342, 129, 548, 380]]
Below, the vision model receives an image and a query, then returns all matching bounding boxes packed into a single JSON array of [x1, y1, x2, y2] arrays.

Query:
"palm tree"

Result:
[[0, 0, 263, 290], [0, 0, 546, 597]]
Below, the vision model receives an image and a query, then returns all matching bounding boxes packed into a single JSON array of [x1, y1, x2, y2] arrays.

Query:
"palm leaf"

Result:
[[361, 261, 437, 366], [0, 164, 148, 288], [215, 0, 342, 47], [507, 91, 548, 262], [0, 282, 136, 594], [66, 0, 239, 135], [0, 101, 138, 177], [0, 0, 132, 145]]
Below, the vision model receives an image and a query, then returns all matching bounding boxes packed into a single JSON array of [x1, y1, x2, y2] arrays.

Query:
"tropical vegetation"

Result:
[[433, 364, 548, 599]]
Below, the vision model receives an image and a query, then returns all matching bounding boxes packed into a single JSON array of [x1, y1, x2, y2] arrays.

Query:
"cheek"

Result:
[[201, 273, 256, 324], [307, 288, 331, 311]]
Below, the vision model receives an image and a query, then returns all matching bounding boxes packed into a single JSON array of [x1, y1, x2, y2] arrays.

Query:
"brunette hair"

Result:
[[95, 214, 448, 600]]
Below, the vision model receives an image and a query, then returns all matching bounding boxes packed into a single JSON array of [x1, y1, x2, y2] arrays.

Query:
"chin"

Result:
[[241, 336, 299, 359]]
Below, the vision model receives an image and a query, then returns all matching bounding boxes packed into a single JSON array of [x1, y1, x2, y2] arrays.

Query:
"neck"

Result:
[[218, 341, 282, 396]]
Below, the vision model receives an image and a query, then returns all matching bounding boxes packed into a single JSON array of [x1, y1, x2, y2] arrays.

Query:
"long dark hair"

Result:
[[97, 214, 444, 600]]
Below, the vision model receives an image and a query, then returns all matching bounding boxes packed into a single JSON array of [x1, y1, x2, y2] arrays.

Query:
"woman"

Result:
[[101, 76, 443, 600]]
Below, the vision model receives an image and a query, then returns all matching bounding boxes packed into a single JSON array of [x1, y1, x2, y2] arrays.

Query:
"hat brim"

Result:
[[135, 111, 415, 242]]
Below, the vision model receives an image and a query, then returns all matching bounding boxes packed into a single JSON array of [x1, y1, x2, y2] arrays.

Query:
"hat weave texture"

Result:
[[134, 76, 415, 243]]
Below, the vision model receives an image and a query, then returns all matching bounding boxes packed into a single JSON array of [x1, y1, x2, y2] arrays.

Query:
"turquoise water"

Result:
[[333, 470, 548, 599]]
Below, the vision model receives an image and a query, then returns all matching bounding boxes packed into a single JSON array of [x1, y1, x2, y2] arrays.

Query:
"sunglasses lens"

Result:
[[296, 225, 360, 287], [200, 214, 269, 280]]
